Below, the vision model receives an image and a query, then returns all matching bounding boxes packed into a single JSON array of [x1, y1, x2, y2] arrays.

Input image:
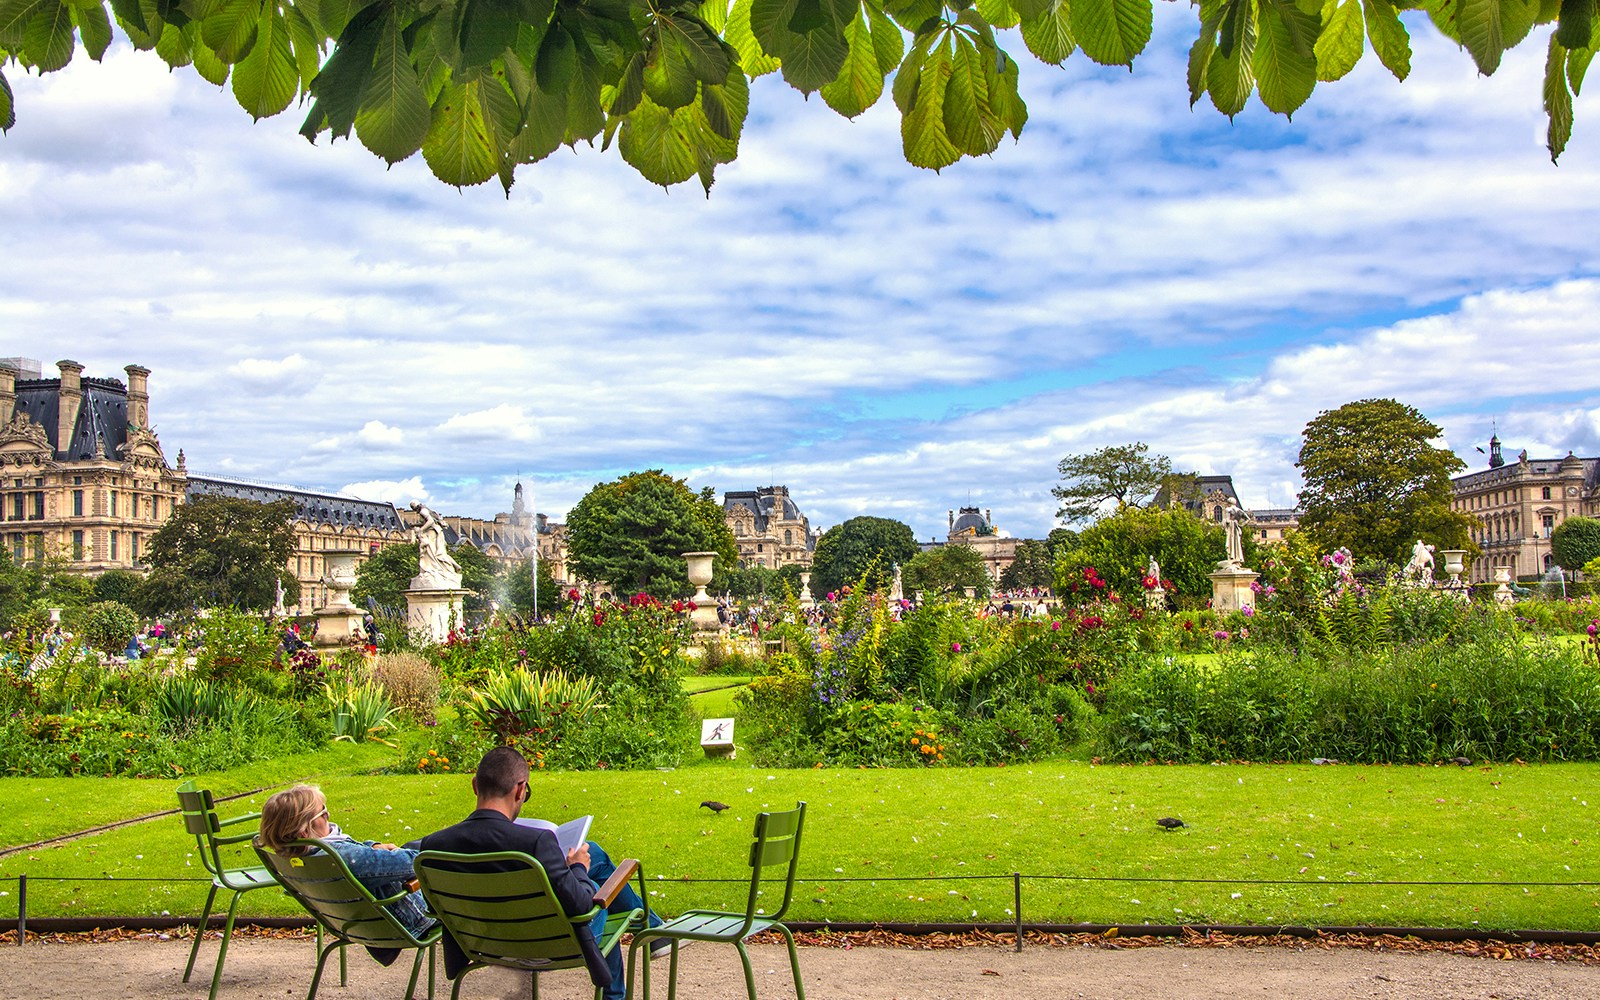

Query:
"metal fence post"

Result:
[[17, 873, 26, 946], [1013, 872, 1022, 952]]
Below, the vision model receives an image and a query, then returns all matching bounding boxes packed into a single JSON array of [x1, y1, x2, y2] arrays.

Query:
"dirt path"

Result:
[[2, 934, 1597, 1000]]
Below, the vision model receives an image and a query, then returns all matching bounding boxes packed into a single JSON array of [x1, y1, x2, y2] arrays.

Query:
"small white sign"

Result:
[[701, 718, 735, 758]]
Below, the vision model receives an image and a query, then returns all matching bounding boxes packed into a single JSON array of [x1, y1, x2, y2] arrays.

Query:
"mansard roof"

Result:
[[724, 486, 805, 531], [186, 475, 405, 530], [15, 375, 131, 461]]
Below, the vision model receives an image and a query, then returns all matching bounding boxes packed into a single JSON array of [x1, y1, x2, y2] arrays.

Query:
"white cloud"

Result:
[[438, 405, 541, 443], [357, 420, 405, 447], [341, 477, 430, 506]]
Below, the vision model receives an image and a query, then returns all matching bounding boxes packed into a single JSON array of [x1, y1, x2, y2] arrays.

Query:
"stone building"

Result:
[[1157, 474, 1300, 544], [918, 507, 1022, 584], [723, 486, 815, 569], [1451, 436, 1600, 582], [185, 475, 410, 613], [0, 359, 188, 571]]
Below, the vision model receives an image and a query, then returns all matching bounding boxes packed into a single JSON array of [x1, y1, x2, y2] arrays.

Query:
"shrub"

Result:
[[194, 608, 281, 691], [325, 680, 398, 744], [461, 668, 602, 751], [373, 651, 441, 723], [74, 601, 140, 654]]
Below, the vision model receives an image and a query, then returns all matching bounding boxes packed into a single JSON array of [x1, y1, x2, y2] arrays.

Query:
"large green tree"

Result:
[[140, 495, 298, 613], [0, 0, 1587, 193], [1296, 398, 1475, 563], [903, 543, 990, 597], [1551, 517, 1600, 573], [1052, 442, 1174, 524], [566, 469, 736, 599], [998, 538, 1053, 590], [352, 540, 419, 611], [809, 515, 918, 597]]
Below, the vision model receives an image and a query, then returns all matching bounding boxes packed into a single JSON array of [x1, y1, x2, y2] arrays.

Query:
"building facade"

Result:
[[0, 359, 188, 572], [1451, 436, 1600, 582], [1159, 474, 1301, 544], [186, 475, 411, 613], [723, 486, 815, 569], [943, 506, 1021, 583], [422, 482, 573, 584]]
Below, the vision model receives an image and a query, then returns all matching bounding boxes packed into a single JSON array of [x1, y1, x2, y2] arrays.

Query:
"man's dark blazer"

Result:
[[418, 808, 608, 986]]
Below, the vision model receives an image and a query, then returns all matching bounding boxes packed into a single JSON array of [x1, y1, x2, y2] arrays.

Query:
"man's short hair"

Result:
[[475, 746, 530, 798]]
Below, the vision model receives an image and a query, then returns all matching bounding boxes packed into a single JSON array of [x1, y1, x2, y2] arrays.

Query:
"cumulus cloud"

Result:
[[357, 420, 405, 447], [341, 476, 430, 506], [437, 404, 541, 443]]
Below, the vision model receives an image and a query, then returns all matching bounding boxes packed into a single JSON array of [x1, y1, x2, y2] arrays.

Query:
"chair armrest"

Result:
[[218, 811, 262, 827], [593, 858, 640, 908], [214, 831, 260, 846]]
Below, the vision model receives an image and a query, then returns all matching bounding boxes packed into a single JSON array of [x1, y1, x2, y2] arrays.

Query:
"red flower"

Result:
[[566, 588, 581, 602], [672, 600, 685, 613], [593, 611, 606, 626], [1141, 575, 1158, 589]]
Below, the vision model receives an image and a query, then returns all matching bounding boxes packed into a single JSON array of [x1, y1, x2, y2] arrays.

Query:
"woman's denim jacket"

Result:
[[319, 834, 433, 937]]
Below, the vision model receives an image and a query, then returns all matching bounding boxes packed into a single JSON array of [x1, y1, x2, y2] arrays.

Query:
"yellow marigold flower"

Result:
[[429, 749, 439, 756], [420, 758, 429, 768], [439, 757, 449, 764], [910, 737, 920, 746]]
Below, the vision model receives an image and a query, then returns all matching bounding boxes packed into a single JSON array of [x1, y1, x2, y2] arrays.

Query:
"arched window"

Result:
[[784, 529, 793, 545]]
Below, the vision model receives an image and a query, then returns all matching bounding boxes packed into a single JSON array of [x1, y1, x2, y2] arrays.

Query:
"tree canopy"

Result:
[[1054, 503, 1240, 599], [565, 468, 736, 598], [1052, 442, 1174, 523], [998, 537, 1052, 589], [140, 494, 299, 612], [0, 0, 1589, 194], [903, 542, 990, 597], [1295, 398, 1475, 563], [809, 514, 918, 596], [1551, 516, 1600, 572]]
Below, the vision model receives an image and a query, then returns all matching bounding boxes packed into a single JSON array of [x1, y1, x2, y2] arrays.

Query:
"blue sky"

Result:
[[2, 9, 1598, 543]]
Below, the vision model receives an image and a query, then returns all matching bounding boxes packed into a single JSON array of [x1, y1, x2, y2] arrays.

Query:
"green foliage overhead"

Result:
[[1551, 515, 1600, 572], [566, 469, 736, 599], [1295, 398, 1476, 564], [1, 0, 1590, 193], [903, 542, 991, 597], [1052, 442, 1174, 524], [808, 514, 919, 596], [450, 540, 499, 611], [140, 495, 299, 613]]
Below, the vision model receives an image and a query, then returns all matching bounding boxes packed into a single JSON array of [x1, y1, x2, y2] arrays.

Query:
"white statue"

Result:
[[1403, 539, 1435, 582], [1223, 507, 1247, 567], [1146, 555, 1160, 582], [274, 577, 286, 616], [410, 502, 463, 590]]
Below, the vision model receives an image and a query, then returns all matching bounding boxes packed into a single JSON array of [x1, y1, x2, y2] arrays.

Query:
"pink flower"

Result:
[[1213, 630, 1230, 640], [951, 642, 962, 653], [1241, 605, 1254, 617], [1050, 620, 1061, 631]]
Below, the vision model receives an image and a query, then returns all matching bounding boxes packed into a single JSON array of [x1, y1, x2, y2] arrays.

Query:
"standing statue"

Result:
[[1223, 506, 1247, 567], [1146, 555, 1160, 583], [1402, 539, 1435, 583], [409, 502, 463, 589]]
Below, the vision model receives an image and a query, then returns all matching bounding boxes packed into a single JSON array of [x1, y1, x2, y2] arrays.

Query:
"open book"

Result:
[[513, 814, 593, 855]]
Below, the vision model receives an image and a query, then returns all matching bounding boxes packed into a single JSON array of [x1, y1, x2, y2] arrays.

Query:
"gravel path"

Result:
[[2, 933, 1598, 1000]]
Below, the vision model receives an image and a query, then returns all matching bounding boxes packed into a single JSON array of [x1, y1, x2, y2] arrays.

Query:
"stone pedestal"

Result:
[[1209, 562, 1259, 614], [407, 588, 468, 644], [1492, 566, 1514, 607], [683, 551, 721, 631], [1144, 587, 1166, 611], [312, 551, 365, 648], [799, 572, 814, 608]]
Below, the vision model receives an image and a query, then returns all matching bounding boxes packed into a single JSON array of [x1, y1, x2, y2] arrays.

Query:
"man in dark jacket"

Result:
[[420, 747, 630, 997]]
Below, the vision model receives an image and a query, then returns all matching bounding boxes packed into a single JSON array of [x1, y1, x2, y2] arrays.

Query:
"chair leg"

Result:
[[183, 883, 220, 983], [734, 940, 758, 1000], [667, 941, 683, 1000], [207, 891, 244, 1000], [777, 925, 805, 1000], [403, 945, 427, 1000], [427, 944, 436, 1000], [530, 971, 539, 1000], [339, 939, 348, 986], [307, 937, 344, 1000]]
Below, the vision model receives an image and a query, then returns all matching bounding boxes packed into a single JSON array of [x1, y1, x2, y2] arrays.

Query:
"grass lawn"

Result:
[[3, 759, 1597, 932]]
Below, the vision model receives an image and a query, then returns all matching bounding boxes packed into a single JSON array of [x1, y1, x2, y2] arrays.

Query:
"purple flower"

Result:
[[1241, 605, 1254, 617], [1213, 630, 1230, 640]]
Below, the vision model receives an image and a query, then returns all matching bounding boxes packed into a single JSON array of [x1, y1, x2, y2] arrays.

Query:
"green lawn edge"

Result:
[[3, 760, 1596, 932]]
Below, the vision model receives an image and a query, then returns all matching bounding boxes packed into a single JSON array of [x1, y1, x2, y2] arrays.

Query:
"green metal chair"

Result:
[[412, 849, 646, 1000], [253, 837, 440, 1000], [627, 802, 807, 1000], [176, 781, 281, 1000]]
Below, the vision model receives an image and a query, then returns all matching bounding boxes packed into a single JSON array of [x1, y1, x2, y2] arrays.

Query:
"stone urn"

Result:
[[799, 571, 814, 607], [1440, 550, 1467, 586], [682, 552, 720, 630], [1492, 565, 1514, 606], [322, 551, 361, 612]]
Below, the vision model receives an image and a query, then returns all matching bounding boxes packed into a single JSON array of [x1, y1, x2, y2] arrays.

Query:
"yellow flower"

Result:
[[419, 758, 429, 768], [429, 749, 439, 756], [439, 756, 449, 764], [910, 737, 920, 746], [442, 764, 450, 770]]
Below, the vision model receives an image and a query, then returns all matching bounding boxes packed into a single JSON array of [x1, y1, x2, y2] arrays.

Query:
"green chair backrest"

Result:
[[254, 838, 434, 949], [177, 780, 249, 879], [413, 850, 595, 972], [743, 802, 806, 929]]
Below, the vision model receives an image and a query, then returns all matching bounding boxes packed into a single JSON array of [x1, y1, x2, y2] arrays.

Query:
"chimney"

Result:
[[57, 360, 84, 456], [0, 364, 16, 425], [125, 365, 150, 428]]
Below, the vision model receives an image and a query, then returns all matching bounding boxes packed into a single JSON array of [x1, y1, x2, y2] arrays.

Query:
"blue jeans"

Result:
[[585, 841, 662, 1000]]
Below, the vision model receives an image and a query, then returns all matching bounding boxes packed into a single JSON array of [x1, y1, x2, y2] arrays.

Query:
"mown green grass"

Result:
[[680, 676, 753, 694], [3, 761, 1596, 932]]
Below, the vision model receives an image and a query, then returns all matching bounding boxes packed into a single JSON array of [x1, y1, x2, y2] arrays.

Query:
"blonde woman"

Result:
[[259, 784, 433, 938]]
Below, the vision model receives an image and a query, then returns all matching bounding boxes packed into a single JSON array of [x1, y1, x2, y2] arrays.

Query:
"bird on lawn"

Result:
[[1156, 817, 1187, 831], [701, 800, 731, 814], [1449, 757, 1473, 767]]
